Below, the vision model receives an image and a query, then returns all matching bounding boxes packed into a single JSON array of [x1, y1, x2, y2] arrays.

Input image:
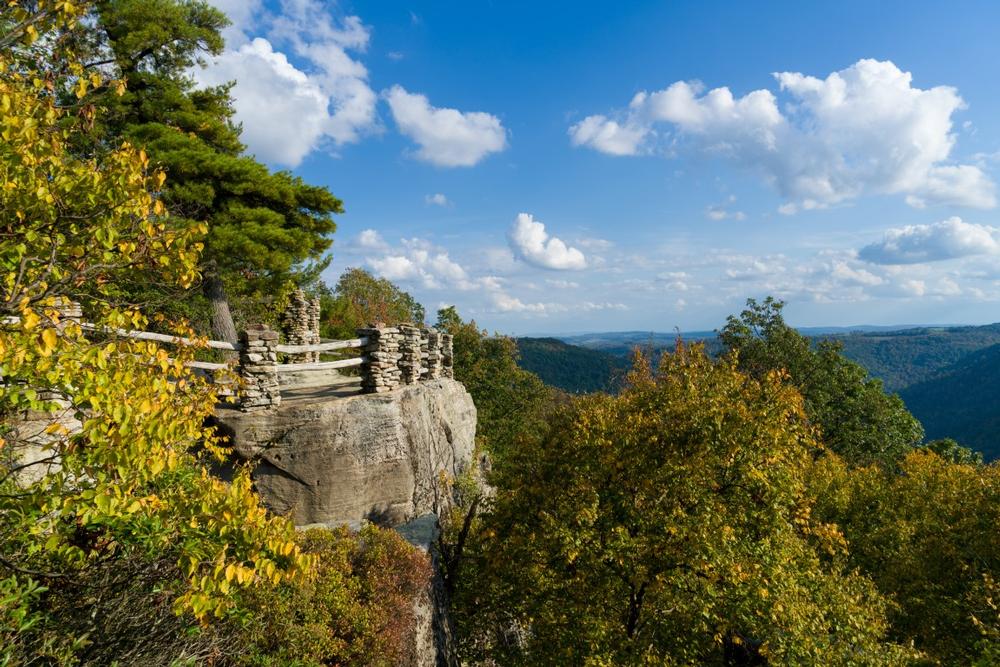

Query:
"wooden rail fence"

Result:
[[3, 308, 454, 411]]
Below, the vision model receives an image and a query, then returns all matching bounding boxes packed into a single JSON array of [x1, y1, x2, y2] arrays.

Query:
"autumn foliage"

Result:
[[454, 345, 916, 665], [0, 7, 428, 664]]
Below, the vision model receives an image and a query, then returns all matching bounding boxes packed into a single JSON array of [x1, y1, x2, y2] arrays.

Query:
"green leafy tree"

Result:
[[320, 268, 425, 339], [455, 345, 914, 665], [809, 450, 1000, 665], [0, 27, 309, 662], [435, 306, 553, 461], [921, 437, 983, 465], [719, 297, 923, 466], [40, 0, 342, 341]]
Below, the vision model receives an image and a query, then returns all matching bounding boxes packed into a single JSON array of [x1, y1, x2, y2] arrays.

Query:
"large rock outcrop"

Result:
[[212, 378, 476, 529]]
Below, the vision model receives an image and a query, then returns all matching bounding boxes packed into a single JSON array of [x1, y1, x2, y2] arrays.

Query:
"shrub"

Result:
[[235, 526, 432, 667]]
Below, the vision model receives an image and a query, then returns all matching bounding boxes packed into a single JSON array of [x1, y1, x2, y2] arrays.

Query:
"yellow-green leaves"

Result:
[[810, 450, 1000, 664], [0, 62, 203, 312], [457, 345, 916, 665], [0, 34, 308, 642]]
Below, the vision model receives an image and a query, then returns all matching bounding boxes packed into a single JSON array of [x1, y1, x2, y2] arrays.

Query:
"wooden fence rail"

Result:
[[3, 310, 454, 411], [78, 323, 243, 351], [272, 358, 365, 372], [275, 338, 367, 354]]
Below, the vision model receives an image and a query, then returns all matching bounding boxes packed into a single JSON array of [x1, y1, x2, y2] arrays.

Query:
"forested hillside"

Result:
[[830, 324, 1000, 391], [900, 344, 1000, 460], [528, 322, 1000, 460], [515, 337, 628, 393]]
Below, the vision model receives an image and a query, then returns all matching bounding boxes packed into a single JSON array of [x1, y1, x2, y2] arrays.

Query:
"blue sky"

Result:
[[197, 0, 1000, 334]]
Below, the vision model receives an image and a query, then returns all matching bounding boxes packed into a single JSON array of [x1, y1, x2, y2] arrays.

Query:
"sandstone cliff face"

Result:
[[212, 378, 476, 529]]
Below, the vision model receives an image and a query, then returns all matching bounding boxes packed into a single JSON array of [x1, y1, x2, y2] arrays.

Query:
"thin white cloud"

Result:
[[356, 229, 387, 250], [385, 86, 507, 167], [363, 237, 506, 295], [198, 1, 377, 167], [491, 292, 549, 313], [571, 59, 996, 211], [507, 213, 587, 270], [706, 196, 747, 221], [576, 237, 615, 251], [425, 193, 451, 207], [367, 238, 477, 290], [825, 259, 884, 286], [859, 217, 1000, 264], [581, 301, 629, 311], [723, 255, 789, 281], [480, 246, 518, 273]]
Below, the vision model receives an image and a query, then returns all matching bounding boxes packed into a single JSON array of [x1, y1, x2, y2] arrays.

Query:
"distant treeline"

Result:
[[517, 322, 1000, 460]]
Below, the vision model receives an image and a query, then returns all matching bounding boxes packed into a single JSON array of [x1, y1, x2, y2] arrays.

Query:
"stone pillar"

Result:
[[421, 328, 443, 380], [238, 325, 281, 410], [358, 326, 402, 393], [399, 324, 423, 385], [281, 288, 321, 362], [440, 334, 454, 379]]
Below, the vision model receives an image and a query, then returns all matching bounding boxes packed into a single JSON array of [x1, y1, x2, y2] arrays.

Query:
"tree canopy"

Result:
[[319, 267, 425, 339], [719, 297, 924, 466], [436, 306, 553, 460], [0, 30, 311, 660], [455, 345, 914, 665], [809, 450, 1000, 664], [0, 11, 431, 664], [36, 0, 342, 341]]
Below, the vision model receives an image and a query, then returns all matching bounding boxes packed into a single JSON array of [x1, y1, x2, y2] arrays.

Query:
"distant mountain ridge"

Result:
[[517, 321, 1000, 460]]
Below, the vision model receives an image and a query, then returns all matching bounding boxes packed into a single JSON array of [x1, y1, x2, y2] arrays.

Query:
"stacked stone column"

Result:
[[358, 326, 402, 393], [440, 333, 454, 378], [421, 328, 443, 380], [398, 324, 423, 385], [281, 288, 321, 362], [238, 325, 281, 410]]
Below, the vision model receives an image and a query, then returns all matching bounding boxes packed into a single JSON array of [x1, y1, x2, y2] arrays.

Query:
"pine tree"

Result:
[[56, 0, 342, 341]]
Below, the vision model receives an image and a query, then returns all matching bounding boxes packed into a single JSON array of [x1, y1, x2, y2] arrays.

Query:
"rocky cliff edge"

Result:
[[211, 378, 477, 529]]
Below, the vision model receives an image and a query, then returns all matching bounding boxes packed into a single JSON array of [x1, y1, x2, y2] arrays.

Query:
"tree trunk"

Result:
[[203, 273, 238, 346]]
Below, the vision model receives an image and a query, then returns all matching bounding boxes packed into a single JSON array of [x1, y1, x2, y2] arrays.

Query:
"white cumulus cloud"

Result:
[[859, 217, 1000, 264], [507, 213, 587, 270], [571, 59, 996, 211], [385, 86, 507, 167], [568, 116, 649, 156], [198, 0, 377, 167]]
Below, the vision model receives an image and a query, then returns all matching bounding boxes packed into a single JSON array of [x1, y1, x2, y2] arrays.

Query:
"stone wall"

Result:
[[399, 325, 423, 385], [358, 326, 402, 393], [356, 324, 454, 395]]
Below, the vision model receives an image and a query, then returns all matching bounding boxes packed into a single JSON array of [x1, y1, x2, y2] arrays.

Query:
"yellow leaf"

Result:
[[22, 310, 40, 330], [40, 328, 58, 355]]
